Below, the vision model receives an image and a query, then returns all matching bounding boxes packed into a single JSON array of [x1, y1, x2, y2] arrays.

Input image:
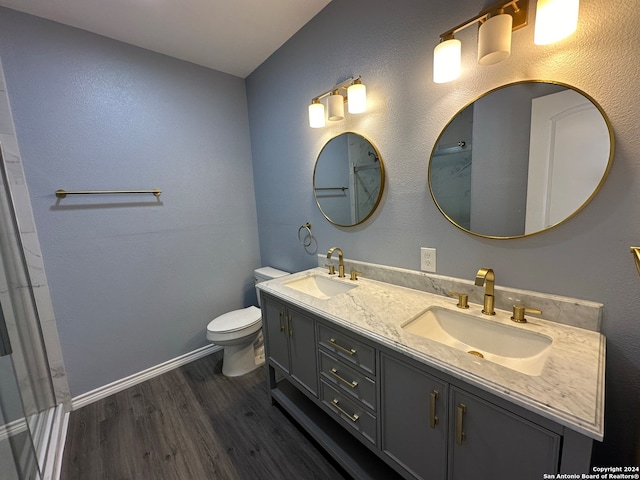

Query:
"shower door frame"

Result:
[[0, 54, 72, 478]]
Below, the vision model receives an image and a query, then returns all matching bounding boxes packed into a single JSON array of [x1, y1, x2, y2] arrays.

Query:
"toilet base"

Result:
[[221, 343, 264, 377]]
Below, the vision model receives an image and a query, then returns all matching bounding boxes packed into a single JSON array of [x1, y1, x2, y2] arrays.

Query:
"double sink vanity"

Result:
[[285, 78, 611, 479], [257, 256, 605, 480]]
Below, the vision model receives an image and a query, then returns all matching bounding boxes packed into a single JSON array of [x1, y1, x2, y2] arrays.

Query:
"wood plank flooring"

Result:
[[61, 352, 349, 480]]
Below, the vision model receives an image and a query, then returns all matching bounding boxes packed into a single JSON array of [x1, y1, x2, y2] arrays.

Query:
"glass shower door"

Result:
[[0, 302, 41, 480]]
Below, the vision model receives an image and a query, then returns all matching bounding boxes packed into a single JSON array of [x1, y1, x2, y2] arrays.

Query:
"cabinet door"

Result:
[[449, 387, 560, 480], [263, 297, 290, 374], [289, 309, 318, 396], [381, 353, 447, 480]]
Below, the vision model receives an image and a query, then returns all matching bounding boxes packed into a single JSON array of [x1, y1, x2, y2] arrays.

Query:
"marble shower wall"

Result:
[[0, 58, 70, 409]]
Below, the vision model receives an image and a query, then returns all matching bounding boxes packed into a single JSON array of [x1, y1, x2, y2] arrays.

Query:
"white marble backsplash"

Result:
[[319, 255, 603, 332]]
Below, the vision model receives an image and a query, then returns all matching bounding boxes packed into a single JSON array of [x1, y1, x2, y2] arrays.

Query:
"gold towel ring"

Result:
[[298, 223, 313, 247]]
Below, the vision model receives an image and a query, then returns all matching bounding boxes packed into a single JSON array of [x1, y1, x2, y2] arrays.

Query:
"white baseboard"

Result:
[[44, 405, 67, 480], [71, 344, 222, 411]]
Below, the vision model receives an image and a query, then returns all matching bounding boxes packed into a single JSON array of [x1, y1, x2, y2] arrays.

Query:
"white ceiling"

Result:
[[0, 0, 332, 78]]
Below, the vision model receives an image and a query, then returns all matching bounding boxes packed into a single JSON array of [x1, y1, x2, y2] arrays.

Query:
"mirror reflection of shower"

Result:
[[349, 137, 380, 223], [313, 133, 385, 227]]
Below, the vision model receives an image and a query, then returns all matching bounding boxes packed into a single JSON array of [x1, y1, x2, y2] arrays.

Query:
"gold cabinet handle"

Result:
[[456, 403, 466, 445], [331, 399, 360, 422], [429, 390, 439, 429], [328, 338, 357, 356], [329, 368, 358, 388], [287, 314, 293, 337], [278, 312, 285, 333]]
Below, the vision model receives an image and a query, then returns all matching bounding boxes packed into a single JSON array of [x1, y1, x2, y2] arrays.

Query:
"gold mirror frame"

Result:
[[313, 132, 385, 227], [428, 80, 615, 240]]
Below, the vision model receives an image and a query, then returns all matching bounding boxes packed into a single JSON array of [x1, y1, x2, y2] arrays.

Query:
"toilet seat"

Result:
[[207, 306, 261, 334]]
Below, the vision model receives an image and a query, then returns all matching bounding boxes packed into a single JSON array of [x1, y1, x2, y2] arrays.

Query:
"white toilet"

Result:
[[206, 267, 289, 377]]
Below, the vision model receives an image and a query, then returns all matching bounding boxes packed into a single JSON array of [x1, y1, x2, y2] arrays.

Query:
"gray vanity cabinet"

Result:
[[448, 386, 560, 480], [262, 296, 318, 397], [261, 293, 589, 480], [380, 353, 448, 480], [380, 351, 561, 480]]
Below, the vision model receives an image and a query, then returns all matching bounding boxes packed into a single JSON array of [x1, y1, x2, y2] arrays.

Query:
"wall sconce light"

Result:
[[534, 0, 580, 45], [478, 9, 513, 65], [308, 99, 325, 128], [433, 36, 462, 84], [308, 76, 366, 128], [328, 90, 345, 121], [433, 0, 580, 83]]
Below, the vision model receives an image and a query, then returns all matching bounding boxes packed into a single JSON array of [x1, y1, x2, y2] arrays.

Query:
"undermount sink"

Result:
[[402, 306, 552, 376], [283, 274, 358, 300]]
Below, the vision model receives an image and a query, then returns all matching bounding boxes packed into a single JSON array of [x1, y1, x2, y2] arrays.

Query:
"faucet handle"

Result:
[[449, 291, 469, 309], [511, 305, 542, 323], [350, 269, 361, 281], [325, 264, 336, 275]]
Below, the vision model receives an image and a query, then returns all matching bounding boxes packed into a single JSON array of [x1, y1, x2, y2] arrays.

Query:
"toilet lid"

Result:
[[207, 306, 261, 333]]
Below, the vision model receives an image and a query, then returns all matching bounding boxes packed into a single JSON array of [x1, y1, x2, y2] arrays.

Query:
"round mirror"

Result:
[[313, 132, 385, 227], [428, 80, 614, 239]]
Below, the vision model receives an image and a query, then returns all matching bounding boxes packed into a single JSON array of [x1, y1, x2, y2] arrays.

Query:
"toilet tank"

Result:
[[254, 267, 289, 306]]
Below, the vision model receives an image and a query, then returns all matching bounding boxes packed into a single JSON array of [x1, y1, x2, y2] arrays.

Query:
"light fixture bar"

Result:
[[311, 76, 361, 103], [437, 0, 528, 41], [433, 0, 529, 83], [308, 76, 367, 128]]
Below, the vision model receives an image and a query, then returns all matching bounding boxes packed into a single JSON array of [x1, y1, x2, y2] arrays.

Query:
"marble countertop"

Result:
[[258, 267, 605, 441]]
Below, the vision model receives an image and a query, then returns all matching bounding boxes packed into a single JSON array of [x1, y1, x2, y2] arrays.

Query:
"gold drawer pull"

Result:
[[278, 312, 285, 333], [330, 368, 358, 388], [328, 338, 357, 356], [456, 403, 466, 445], [429, 390, 439, 429], [331, 399, 360, 422], [287, 314, 293, 337]]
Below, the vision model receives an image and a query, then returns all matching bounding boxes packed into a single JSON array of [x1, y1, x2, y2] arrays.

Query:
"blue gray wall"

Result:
[[0, 0, 637, 466], [247, 0, 640, 464], [0, 8, 261, 396]]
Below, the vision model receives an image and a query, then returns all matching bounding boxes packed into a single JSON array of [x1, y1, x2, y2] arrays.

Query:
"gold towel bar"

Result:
[[56, 189, 161, 198]]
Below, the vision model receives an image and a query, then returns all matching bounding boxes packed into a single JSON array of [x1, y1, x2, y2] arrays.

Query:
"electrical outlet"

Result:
[[420, 247, 437, 273]]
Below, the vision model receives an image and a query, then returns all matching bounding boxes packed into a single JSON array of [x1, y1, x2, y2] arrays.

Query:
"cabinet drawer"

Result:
[[319, 350, 376, 412], [318, 324, 376, 375], [320, 380, 377, 446]]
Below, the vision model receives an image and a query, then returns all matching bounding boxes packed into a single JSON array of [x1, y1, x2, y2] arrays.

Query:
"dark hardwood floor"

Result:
[[61, 352, 349, 479]]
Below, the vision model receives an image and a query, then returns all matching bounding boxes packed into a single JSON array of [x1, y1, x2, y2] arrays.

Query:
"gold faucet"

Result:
[[327, 247, 345, 278], [474, 268, 495, 315]]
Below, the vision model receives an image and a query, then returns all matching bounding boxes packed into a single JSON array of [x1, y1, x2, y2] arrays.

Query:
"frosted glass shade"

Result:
[[347, 82, 367, 114], [308, 101, 325, 128], [534, 0, 579, 45], [433, 38, 461, 84], [478, 14, 513, 65], [328, 93, 345, 121]]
